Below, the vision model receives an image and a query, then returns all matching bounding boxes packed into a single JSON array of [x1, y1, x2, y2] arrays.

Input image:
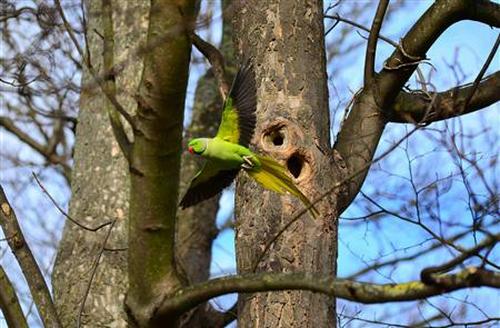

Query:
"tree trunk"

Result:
[[233, 0, 346, 326], [52, 1, 148, 326]]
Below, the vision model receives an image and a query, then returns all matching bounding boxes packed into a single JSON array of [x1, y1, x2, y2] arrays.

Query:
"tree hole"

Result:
[[264, 129, 286, 148], [272, 132, 284, 146], [287, 154, 303, 178]]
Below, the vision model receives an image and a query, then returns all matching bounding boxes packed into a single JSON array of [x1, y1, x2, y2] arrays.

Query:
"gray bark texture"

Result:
[[233, 1, 347, 327], [52, 1, 148, 326]]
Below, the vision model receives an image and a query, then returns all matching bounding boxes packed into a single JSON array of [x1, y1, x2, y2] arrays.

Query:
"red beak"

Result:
[[188, 146, 194, 154]]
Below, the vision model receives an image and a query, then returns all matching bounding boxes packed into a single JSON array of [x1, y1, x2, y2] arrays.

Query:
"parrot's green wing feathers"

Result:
[[179, 161, 239, 209], [215, 62, 257, 147]]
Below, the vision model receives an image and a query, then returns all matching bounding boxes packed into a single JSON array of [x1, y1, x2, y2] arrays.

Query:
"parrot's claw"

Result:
[[241, 156, 254, 170], [242, 163, 252, 170]]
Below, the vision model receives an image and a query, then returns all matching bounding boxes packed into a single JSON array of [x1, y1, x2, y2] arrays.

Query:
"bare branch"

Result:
[[421, 233, 499, 284], [0, 265, 28, 328], [388, 71, 500, 123], [0, 116, 71, 182], [334, 0, 500, 212], [325, 13, 397, 47], [346, 229, 472, 280], [342, 315, 499, 328], [364, 0, 389, 87], [156, 267, 499, 320], [0, 185, 62, 328], [190, 33, 229, 98], [76, 219, 117, 328], [378, 0, 500, 107], [462, 34, 500, 111], [32, 173, 112, 232]]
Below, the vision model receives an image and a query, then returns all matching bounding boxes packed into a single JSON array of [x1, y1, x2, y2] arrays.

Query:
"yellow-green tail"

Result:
[[247, 155, 320, 219]]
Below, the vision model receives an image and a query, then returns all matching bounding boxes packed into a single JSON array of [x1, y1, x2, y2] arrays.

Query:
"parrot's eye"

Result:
[[188, 146, 194, 154]]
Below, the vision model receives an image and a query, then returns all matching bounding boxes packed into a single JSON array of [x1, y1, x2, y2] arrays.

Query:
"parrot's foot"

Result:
[[241, 156, 254, 170]]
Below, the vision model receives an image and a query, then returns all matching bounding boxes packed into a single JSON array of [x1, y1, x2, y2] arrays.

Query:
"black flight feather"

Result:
[[229, 61, 257, 147]]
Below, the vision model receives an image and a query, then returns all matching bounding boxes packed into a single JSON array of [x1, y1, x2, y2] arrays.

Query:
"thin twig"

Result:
[[76, 219, 117, 328], [361, 192, 500, 270], [0, 116, 72, 180], [364, 0, 389, 86], [346, 228, 472, 280], [32, 173, 112, 232], [325, 14, 397, 47], [462, 33, 500, 112]]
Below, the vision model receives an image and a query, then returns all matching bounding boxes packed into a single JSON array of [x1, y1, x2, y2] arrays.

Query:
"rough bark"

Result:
[[233, 1, 346, 326], [52, 1, 148, 326]]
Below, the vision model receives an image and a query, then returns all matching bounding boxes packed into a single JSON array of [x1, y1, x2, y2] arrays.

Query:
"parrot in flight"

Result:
[[179, 62, 319, 218]]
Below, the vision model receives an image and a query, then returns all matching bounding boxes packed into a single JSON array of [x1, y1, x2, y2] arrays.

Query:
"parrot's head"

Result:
[[187, 138, 208, 155]]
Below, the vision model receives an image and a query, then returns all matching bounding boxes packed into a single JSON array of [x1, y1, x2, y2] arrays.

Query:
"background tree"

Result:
[[0, 0, 499, 327]]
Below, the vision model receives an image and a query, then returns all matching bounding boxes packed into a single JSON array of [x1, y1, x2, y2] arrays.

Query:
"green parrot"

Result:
[[180, 63, 319, 218]]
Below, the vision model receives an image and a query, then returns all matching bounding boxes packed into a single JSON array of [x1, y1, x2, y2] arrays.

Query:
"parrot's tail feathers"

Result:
[[248, 155, 320, 219]]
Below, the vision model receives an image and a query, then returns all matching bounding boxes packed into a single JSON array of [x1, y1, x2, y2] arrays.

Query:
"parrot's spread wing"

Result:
[[215, 62, 257, 147], [179, 161, 239, 209]]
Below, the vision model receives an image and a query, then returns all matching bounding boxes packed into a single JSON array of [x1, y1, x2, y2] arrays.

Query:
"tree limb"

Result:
[[364, 0, 389, 87], [378, 0, 500, 107], [155, 267, 499, 319], [421, 233, 499, 284], [0, 185, 62, 328], [388, 71, 500, 123], [0, 265, 28, 328], [190, 33, 229, 98]]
